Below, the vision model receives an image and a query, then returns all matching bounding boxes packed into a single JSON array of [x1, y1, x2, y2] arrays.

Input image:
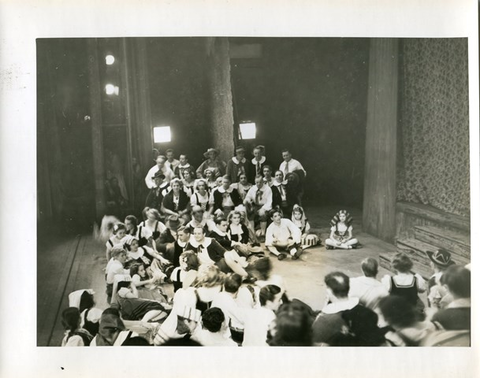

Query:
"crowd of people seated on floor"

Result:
[[60, 146, 470, 346], [61, 247, 471, 347]]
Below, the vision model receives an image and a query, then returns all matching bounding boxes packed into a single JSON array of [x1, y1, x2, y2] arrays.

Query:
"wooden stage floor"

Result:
[[37, 205, 398, 346]]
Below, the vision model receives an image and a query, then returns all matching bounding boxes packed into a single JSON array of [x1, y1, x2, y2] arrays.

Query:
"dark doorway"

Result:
[[229, 37, 370, 208]]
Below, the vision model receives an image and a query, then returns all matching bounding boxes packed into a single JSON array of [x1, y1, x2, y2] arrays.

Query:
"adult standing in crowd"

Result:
[[279, 149, 306, 179], [196, 148, 227, 179], [243, 175, 273, 238], [226, 146, 250, 184], [145, 155, 175, 189], [249, 145, 270, 183], [145, 172, 168, 212], [279, 149, 306, 201], [164, 149, 180, 172]]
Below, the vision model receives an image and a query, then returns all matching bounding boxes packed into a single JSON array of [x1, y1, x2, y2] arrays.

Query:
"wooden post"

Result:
[[363, 39, 399, 243], [135, 39, 153, 172], [208, 37, 235, 162], [87, 39, 107, 219], [121, 38, 135, 212]]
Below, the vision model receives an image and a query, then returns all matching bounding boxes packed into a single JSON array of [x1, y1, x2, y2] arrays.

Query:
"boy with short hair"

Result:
[[265, 208, 302, 261]]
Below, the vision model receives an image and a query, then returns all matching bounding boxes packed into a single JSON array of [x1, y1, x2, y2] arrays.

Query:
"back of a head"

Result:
[[201, 307, 225, 333], [125, 214, 138, 226], [181, 250, 200, 272], [250, 257, 272, 280], [324, 271, 350, 298], [361, 258, 379, 278], [441, 265, 471, 299], [269, 302, 313, 346], [391, 252, 413, 273], [259, 284, 281, 306], [111, 246, 126, 259], [378, 296, 417, 329], [193, 264, 224, 288], [62, 307, 81, 331], [102, 307, 121, 318], [224, 273, 243, 293], [99, 310, 125, 342]]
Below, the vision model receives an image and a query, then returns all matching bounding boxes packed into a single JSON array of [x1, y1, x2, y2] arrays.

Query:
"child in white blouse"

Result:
[[265, 208, 303, 261], [105, 223, 130, 261]]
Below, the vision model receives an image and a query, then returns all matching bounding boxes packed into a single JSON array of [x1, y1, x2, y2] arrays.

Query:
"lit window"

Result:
[[153, 126, 172, 143], [239, 122, 256, 139], [105, 55, 115, 65], [105, 84, 119, 96]]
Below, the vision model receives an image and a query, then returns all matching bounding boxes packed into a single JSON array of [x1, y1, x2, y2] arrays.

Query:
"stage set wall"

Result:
[[230, 38, 370, 207], [37, 37, 235, 227], [37, 39, 95, 232], [37, 38, 470, 246], [362, 38, 469, 244], [395, 38, 470, 240]]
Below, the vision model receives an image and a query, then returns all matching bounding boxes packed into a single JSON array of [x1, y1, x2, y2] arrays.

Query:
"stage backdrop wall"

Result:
[[147, 38, 212, 170], [397, 38, 470, 218], [230, 38, 370, 207]]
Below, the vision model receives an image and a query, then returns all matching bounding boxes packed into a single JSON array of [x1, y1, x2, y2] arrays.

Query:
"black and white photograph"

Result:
[[1, 1, 478, 377], [36, 36, 471, 348]]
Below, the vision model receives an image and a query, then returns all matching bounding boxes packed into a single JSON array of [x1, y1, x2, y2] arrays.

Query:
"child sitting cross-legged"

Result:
[[291, 204, 319, 250], [325, 210, 359, 250], [265, 208, 303, 261]]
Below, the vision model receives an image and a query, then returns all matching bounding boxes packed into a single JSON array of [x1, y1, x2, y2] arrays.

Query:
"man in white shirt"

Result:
[[244, 175, 273, 237], [145, 155, 175, 189], [265, 208, 302, 260], [349, 258, 388, 310], [165, 149, 180, 172], [242, 284, 283, 346], [278, 149, 306, 178]]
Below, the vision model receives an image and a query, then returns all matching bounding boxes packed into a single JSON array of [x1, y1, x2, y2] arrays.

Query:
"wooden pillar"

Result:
[[123, 38, 153, 172], [362, 39, 399, 243], [120, 38, 135, 211], [208, 37, 235, 162], [87, 39, 107, 219]]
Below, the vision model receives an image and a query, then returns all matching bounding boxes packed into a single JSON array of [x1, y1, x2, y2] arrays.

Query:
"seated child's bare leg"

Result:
[[325, 239, 336, 249], [345, 238, 358, 247]]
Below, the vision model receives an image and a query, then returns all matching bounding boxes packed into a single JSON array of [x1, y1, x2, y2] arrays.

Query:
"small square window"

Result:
[[153, 126, 172, 143], [239, 122, 256, 139]]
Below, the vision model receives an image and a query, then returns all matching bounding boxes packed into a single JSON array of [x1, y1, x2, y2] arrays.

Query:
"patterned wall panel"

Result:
[[397, 38, 470, 217]]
